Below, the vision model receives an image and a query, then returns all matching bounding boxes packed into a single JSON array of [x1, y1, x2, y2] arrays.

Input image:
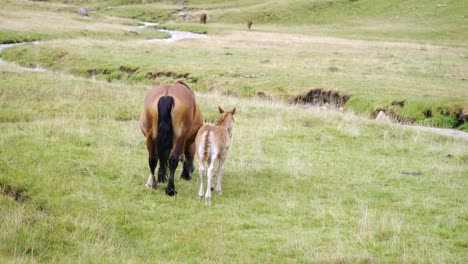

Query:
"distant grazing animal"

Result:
[[195, 106, 236, 205], [200, 13, 207, 24], [139, 81, 203, 196], [247, 20, 253, 30]]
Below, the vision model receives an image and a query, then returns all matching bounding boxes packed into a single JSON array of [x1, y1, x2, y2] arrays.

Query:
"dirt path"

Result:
[[407, 125, 468, 140]]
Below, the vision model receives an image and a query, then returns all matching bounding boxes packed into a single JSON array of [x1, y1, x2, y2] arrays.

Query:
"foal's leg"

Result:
[[205, 156, 218, 205], [145, 135, 158, 189], [198, 157, 206, 199], [215, 155, 226, 195]]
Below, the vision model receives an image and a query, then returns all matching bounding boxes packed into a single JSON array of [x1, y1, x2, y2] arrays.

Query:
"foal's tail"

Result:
[[157, 96, 174, 181], [202, 128, 211, 160]]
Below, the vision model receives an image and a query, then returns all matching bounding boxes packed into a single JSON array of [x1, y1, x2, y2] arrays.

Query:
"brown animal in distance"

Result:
[[200, 13, 207, 24], [139, 81, 203, 196], [247, 20, 253, 30]]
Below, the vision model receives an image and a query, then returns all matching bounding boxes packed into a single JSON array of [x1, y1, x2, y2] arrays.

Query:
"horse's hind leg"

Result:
[[166, 137, 186, 196], [157, 163, 167, 183], [146, 135, 158, 189], [181, 142, 195, 181]]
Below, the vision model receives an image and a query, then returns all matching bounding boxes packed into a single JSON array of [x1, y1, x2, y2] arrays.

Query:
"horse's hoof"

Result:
[[181, 173, 192, 181], [145, 183, 157, 189], [205, 197, 211, 206], [190, 165, 195, 173], [157, 176, 166, 183], [146, 175, 157, 189], [165, 188, 177, 196], [199, 195, 204, 200], [210, 187, 214, 191]]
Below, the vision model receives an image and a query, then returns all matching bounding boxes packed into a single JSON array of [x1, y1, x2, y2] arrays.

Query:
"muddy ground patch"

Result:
[[86, 66, 193, 83], [0, 181, 28, 203]]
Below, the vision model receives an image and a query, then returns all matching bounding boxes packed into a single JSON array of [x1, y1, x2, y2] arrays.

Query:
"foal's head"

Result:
[[216, 106, 236, 137]]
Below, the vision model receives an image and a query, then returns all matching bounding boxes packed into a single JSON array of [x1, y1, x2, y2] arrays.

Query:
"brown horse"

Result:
[[139, 81, 203, 196], [195, 106, 236, 205], [247, 20, 253, 30], [200, 13, 207, 24]]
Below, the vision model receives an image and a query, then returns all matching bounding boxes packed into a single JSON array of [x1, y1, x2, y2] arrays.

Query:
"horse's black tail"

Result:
[[156, 95, 174, 182]]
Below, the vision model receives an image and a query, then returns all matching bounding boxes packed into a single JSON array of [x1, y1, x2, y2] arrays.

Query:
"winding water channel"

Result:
[[0, 21, 206, 66], [138, 22, 207, 43]]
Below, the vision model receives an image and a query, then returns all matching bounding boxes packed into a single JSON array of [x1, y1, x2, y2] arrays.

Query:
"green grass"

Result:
[[1, 0, 466, 129], [0, 2, 467, 260], [83, 0, 468, 44], [0, 1, 170, 44], [2, 32, 466, 128], [1, 63, 467, 262]]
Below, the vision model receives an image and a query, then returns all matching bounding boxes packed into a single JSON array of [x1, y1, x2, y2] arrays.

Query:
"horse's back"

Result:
[[140, 82, 201, 139]]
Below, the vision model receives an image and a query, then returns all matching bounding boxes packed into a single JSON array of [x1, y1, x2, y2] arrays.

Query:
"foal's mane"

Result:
[[215, 114, 230, 126]]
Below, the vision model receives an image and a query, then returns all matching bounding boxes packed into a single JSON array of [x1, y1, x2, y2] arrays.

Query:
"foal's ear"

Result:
[[218, 106, 225, 114], [231, 107, 236, 115]]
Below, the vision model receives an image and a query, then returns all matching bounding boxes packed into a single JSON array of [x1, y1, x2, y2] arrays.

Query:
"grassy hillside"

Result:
[[1, 63, 467, 262], [2, 31, 466, 129], [1, 0, 466, 130], [84, 0, 468, 44], [1, 1, 467, 261], [0, 0, 170, 44]]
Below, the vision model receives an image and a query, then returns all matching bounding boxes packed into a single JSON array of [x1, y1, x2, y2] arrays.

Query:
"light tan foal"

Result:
[[195, 106, 236, 205]]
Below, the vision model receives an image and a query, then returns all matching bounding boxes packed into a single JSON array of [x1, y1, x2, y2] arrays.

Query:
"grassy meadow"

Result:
[[1, 0, 467, 262], [1, 0, 467, 128]]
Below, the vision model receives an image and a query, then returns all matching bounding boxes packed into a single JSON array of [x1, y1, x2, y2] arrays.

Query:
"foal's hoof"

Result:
[[165, 188, 177, 196], [205, 197, 211, 206]]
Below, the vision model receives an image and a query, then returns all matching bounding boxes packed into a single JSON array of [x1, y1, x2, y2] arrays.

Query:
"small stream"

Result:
[[0, 41, 46, 72], [0, 21, 206, 67], [138, 21, 207, 43]]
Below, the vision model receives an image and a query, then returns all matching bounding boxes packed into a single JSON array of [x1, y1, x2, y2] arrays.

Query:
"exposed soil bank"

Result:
[[292, 88, 351, 108], [373, 100, 467, 129], [294, 89, 467, 139]]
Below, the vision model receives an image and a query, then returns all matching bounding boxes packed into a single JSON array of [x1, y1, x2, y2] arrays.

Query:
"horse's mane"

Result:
[[177, 80, 193, 94]]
